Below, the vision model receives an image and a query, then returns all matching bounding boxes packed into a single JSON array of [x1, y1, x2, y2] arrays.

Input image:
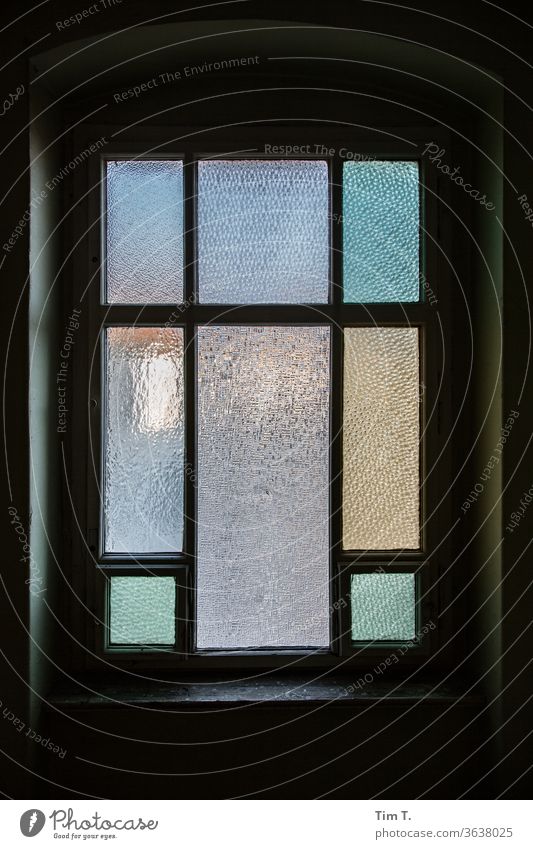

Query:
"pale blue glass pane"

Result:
[[351, 573, 416, 641], [110, 576, 175, 645], [106, 160, 184, 303], [343, 161, 419, 302], [196, 325, 330, 649], [198, 160, 329, 303], [104, 328, 184, 553]]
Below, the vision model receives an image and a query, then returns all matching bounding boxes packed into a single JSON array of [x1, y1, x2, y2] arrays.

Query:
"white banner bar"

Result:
[[1, 800, 530, 848]]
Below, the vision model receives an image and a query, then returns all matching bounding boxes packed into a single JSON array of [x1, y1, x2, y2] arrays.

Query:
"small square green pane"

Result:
[[110, 576, 175, 645], [343, 161, 420, 302], [351, 573, 416, 641]]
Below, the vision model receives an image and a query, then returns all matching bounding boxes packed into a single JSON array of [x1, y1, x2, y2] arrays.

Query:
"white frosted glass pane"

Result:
[[343, 161, 420, 302], [110, 576, 175, 645], [197, 326, 330, 648], [343, 328, 420, 549], [104, 328, 184, 553], [351, 573, 416, 641], [106, 160, 183, 303], [198, 160, 329, 303]]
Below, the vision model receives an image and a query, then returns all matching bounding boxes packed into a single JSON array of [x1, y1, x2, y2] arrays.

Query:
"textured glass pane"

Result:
[[197, 326, 330, 648], [198, 160, 329, 303], [351, 573, 415, 641], [104, 328, 184, 553], [343, 328, 420, 549], [343, 161, 419, 302], [106, 160, 183, 303], [110, 576, 175, 645]]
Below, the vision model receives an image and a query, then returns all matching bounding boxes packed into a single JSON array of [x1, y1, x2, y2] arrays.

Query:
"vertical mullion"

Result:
[[419, 150, 446, 646], [331, 155, 345, 654], [183, 156, 197, 655], [183, 156, 196, 553]]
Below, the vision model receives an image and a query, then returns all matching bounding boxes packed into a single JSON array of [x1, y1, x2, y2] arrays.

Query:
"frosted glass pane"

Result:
[[343, 328, 420, 549], [351, 573, 415, 641], [197, 326, 330, 649], [343, 161, 419, 302], [198, 160, 329, 303], [106, 160, 183, 303], [104, 328, 184, 553], [110, 576, 175, 645]]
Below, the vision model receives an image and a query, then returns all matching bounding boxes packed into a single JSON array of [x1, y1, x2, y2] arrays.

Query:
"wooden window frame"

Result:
[[65, 124, 453, 672]]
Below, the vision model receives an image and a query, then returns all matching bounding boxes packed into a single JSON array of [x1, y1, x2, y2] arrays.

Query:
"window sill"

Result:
[[48, 674, 484, 711]]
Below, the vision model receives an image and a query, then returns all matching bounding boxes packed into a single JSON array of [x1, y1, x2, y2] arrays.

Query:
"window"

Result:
[[77, 132, 445, 668]]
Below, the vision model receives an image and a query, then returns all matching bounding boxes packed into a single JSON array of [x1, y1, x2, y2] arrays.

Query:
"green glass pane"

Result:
[[343, 161, 420, 302], [351, 573, 415, 641], [109, 576, 175, 645]]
